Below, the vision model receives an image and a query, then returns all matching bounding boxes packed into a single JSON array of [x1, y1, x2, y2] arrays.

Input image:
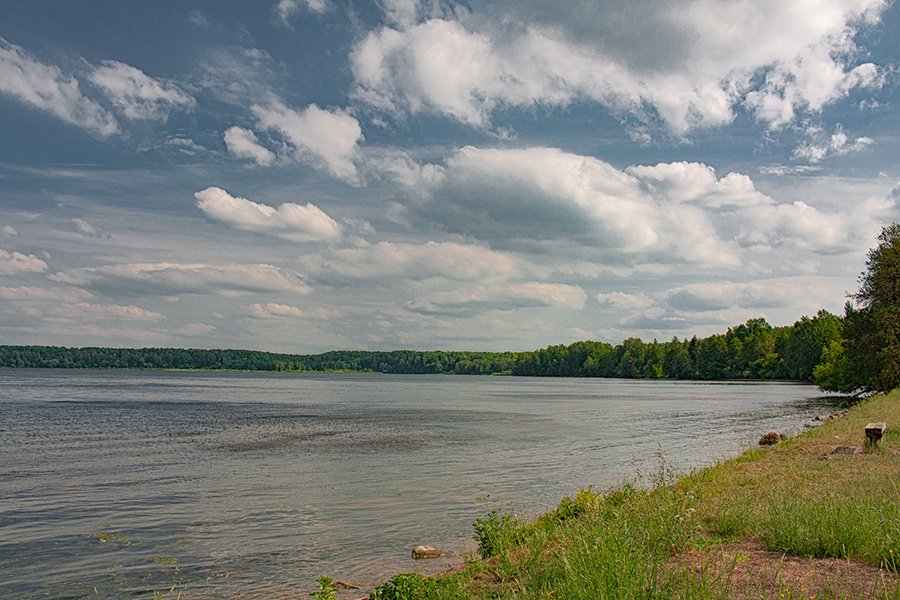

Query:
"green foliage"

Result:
[[311, 576, 339, 600], [0, 311, 848, 384], [778, 310, 844, 381], [370, 573, 432, 600], [813, 337, 856, 393], [459, 453, 708, 599], [553, 486, 602, 521], [836, 223, 900, 393], [473, 510, 520, 558]]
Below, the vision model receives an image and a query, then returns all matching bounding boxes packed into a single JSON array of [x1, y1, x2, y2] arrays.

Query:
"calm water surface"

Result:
[[0, 369, 848, 599]]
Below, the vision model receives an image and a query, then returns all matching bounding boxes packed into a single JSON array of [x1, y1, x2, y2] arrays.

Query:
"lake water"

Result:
[[0, 369, 848, 599]]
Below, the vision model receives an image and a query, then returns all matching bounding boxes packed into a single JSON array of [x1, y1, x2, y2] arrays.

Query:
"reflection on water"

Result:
[[0, 369, 849, 599]]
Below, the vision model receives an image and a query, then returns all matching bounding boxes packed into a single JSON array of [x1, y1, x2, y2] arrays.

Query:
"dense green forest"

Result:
[[4, 222, 900, 395], [0, 309, 844, 383]]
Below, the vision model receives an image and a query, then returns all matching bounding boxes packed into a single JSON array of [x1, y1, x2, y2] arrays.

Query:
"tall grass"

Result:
[[759, 492, 900, 567]]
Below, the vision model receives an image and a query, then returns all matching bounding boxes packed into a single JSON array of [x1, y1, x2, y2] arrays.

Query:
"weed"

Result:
[[553, 486, 601, 521], [311, 575, 339, 600], [370, 573, 430, 600], [473, 510, 520, 558]]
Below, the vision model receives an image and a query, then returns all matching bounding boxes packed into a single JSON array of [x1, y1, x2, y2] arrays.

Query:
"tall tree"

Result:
[[842, 223, 900, 393]]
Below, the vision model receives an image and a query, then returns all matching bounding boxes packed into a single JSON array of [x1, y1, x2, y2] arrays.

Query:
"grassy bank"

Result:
[[357, 391, 900, 600]]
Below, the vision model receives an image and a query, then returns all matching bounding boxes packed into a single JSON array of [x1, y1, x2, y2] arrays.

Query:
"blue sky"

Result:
[[0, 0, 898, 353]]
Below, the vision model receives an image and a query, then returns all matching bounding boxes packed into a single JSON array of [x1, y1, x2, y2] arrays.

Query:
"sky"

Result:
[[0, 0, 898, 354]]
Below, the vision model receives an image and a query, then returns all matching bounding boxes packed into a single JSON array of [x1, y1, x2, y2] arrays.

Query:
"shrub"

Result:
[[473, 510, 520, 558]]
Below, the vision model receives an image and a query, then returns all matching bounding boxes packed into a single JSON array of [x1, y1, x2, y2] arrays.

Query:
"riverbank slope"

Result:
[[369, 390, 900, 599]]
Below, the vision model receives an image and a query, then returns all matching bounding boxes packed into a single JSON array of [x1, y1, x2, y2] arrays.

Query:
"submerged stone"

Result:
[[412, 545, 444, 559]]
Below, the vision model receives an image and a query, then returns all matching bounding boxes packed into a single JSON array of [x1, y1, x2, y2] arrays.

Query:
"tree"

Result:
[[779, 310, 843, 382], [839, 223, 900, 393]]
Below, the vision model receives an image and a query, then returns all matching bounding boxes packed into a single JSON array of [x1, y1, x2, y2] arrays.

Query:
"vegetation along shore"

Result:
[[327, 389, 900, 600]]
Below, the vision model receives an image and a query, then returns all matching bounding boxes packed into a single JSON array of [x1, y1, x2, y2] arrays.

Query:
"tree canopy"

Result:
[[819, 223, 900, 394]]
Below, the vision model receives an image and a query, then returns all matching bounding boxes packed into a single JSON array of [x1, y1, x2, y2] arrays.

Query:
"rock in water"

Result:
[[758, 432, 781, 446], [412, 545, 444, 559]]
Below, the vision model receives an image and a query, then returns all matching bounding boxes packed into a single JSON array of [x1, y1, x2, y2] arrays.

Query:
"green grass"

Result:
[[684, 392, 900, 565], [356, 391, 900, 600]]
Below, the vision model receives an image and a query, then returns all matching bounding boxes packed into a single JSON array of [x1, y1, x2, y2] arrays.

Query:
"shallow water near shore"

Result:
[[0, 369, 847, 599]]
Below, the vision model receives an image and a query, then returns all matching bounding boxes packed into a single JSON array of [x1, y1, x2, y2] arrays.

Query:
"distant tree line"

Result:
[[0, 310, 844, 384], [4, 223, 900, 394], [0, 346, 286, 371]]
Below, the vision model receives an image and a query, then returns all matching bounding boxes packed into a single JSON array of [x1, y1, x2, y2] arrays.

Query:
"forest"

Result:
[[0, 310, 843, 383]]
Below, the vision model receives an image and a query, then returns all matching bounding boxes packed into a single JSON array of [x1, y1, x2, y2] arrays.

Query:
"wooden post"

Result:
[[865, 422, 886, 446]]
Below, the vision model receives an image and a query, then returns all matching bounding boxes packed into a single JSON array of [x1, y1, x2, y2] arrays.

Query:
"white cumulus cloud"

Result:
[[195, 186, 341, 242], [243, 302, 308, 319], [223, 126, 276, 166], [351, 0, 886, 134], [405, 146, 891, 263], [252, 101, 363, 183], [417, 147, 741, 266]]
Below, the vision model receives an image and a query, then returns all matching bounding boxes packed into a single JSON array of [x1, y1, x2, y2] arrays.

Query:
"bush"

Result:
[[553, 486, 602, 521], [473, 510, 520, 558]]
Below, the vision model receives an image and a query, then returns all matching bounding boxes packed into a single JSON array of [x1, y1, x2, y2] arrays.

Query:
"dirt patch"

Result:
[[671, 538, 900, 599]]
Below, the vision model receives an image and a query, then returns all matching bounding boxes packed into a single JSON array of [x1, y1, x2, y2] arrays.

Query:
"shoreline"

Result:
[[346, 391, 900, 599]]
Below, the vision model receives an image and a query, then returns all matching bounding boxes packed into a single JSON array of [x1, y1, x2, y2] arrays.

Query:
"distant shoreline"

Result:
[[0, 316, 841, 383]]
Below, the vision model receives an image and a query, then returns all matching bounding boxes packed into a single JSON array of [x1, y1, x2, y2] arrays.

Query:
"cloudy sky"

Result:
[[0, 0, 898, 353]]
